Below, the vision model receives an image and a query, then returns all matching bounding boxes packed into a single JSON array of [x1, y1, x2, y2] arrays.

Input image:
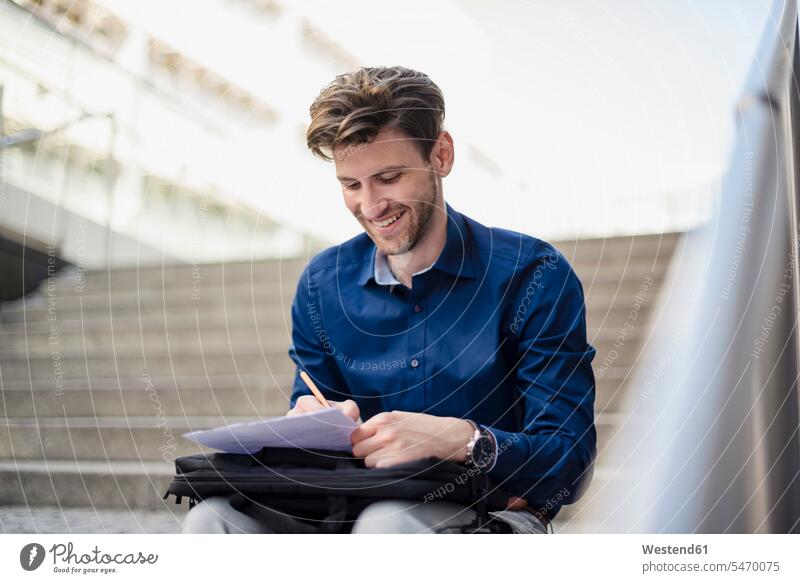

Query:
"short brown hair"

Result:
[[306, 66, 445, 162]]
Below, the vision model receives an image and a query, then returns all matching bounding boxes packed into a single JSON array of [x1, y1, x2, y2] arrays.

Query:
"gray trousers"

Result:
[[182, 496, 548, 534]]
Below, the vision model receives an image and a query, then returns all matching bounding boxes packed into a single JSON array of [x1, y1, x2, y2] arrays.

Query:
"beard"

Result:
[[357, 172, 439, 256]]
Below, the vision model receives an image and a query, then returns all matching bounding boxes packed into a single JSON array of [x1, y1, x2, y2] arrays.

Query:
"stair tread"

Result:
[[0, 458, 172, 474], [0, 412, 627, 426], [0, 415, 264, 427]]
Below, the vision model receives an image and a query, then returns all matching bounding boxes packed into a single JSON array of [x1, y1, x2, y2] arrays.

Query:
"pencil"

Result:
[[299, 370, 331, 408]]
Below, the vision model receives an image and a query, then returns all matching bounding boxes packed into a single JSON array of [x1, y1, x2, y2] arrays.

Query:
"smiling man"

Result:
[[182, 66, 596, 534]]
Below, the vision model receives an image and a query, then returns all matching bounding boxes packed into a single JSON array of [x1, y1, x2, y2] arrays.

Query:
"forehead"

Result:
[[333, 127, 424, 179]]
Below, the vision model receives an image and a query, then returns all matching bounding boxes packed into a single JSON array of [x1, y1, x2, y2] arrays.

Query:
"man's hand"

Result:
[[286, 395, 360, 421], [351, 411, 529, 511], [350, 410, 474, 469]]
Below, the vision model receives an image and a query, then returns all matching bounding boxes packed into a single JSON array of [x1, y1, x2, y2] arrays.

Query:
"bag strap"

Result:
[[434, 470, 513, 534]]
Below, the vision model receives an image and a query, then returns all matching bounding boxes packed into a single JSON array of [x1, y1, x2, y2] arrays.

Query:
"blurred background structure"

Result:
[[0, 0, 331, 282], [580, 0, 800, 534], [0, 0, 797, 533]]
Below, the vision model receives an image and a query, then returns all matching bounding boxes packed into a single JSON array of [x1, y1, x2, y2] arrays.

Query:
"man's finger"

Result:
[[371, 452, 415, 469], [350, 424, 378, 444], [286, 398, 321, 416], [333, 399, 360, 421], [360, 411, 395, 429], [365, 450, 402, 469], [506, 496, 528, 510], [351, 430, 386, 457]]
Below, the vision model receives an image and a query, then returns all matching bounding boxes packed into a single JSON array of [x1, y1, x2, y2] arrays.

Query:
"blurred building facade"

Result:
[[0, 0, 340, 278]]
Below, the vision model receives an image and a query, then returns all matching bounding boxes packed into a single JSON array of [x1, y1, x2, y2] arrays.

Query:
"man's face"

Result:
[[334, 127, 439, 256]]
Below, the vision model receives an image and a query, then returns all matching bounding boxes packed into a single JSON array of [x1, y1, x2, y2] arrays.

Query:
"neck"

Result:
[[388, 201, 447, 289]]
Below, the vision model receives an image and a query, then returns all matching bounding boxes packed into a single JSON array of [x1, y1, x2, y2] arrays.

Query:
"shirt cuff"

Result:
[[478, 423, 499, 473]]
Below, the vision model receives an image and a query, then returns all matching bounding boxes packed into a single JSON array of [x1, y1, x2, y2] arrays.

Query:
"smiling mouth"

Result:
[[371, 209, 406, 228]]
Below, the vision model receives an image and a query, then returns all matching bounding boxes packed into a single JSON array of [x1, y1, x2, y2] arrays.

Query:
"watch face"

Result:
[[472, 435, 494, 469]]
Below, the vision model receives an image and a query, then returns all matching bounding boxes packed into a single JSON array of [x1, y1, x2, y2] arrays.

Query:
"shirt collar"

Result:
[[373, 248, 435, 286], [357, 202, 477, 286]]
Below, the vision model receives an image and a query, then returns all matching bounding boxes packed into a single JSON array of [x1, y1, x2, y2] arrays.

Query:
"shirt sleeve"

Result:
[[287, 265, 352, 410], [485, 244, 597, 509]]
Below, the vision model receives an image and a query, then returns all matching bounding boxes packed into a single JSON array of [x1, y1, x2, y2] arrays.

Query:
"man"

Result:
[[183, 66, 596, 534]]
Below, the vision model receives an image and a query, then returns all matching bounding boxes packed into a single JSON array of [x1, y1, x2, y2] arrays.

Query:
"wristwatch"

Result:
[[464, 419, 496, 471]]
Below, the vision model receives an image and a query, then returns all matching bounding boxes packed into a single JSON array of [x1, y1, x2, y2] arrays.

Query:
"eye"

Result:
[[378, 173, 402, 184], [343, 181, 361, 191]]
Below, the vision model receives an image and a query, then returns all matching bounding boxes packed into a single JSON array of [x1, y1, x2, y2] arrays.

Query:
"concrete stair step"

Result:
[[39, 261, 669, 301], [582, 277, 665, 297], [0, 336, 646, 368], [0, 316, 639, 345], [0, 342, 293, 360], [0, 459, 174, 510], [0, 362, 634, 414], [0, 368, 635, 418], [0, 329, 294, 352], [0, 411, 624, 462], [551, 465, 615, 531], [0, 354, 644, 401], [1, 279, 663, 313], [0, 350, 297, 381], [44, 257, 669, 298], [0, 415, 257, 461], [573, 259, 672, 285], [33, 275, 665, 306], [0, 502, 184, 533], [0, 280, 658, 321], [1, 373, 294, 393], [0, 304, 291, 331], [14, 283, 299, 311], [0, 310, 652, 360], [595, 380, 636, 414], [0, 313, 282, 333], [0, 314, 651, 353], [0, 301, 652, 331], [593, 340, 646, 367], [63, 259, 308, 287], [60, 241, 678, 288], [585, 304, 656, 329], [0, 303, 293, 323], [553, 234, 681, 264], [554, 426, 655, 532], [50, 267, 301, 290], [3, 287, 297, 313], [0, 384, 291, 418], [0, 358, 633, 394]]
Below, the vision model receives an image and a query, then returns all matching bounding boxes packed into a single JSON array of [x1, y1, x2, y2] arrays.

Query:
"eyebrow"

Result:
[[336, 166, 406, 182]]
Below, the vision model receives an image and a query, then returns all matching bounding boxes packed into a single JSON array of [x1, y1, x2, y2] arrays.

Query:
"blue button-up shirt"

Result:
[[288, 203, 596, 516]]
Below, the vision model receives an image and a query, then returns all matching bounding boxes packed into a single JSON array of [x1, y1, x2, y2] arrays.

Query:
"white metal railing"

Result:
[[577, 0, 800, 533]]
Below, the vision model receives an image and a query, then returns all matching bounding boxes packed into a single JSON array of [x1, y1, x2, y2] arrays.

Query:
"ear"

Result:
[[429, 130, 454, 177]]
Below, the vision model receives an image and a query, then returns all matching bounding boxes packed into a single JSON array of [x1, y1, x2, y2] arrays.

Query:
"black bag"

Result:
[[163, 446, 515, 533]]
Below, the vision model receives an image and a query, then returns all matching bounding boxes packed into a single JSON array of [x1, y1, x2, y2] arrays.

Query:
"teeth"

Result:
[[375, 211, 403, 227]]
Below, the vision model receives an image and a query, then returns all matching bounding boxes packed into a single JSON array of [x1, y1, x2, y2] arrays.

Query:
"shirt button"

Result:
[[411, 358, 419, 368], [413, 304, 422, 313]]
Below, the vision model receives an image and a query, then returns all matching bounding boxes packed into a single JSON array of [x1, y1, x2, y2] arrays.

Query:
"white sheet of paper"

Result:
[[182, 407, 358, 453]]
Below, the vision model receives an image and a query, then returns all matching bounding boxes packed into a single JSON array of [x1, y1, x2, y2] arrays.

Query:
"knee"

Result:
[[181, 497, 232, 534], [352, 500, 422, 534]]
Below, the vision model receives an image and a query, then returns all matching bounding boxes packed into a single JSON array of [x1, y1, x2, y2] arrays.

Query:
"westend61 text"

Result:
[[642, 544, 708, 555]]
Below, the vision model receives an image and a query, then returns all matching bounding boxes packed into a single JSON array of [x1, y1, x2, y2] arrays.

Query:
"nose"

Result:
[[359, 183, 389, 221]]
